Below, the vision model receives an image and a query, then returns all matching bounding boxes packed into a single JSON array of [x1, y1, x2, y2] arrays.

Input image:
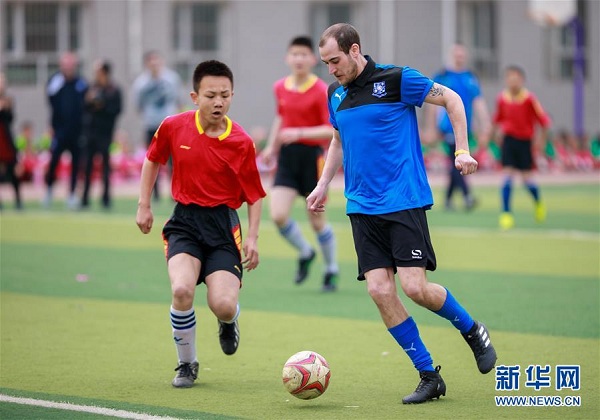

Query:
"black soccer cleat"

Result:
[[463, 320, 497, 374], [294, 249, 316, 284], [321, 272, 339, 292], [218, 319, 240, 355], [402, 365, 446, 404]]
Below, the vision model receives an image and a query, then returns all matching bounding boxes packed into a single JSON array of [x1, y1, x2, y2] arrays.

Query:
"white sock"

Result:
[[317, 224, 338, 273], [279, 220, 313, 258], [170, 306, 197, 364]]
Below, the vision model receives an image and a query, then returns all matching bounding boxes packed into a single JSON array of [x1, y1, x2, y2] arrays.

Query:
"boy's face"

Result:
[[286, 45, 316, 75], [190, 75, 233, 126], [505, 69, 524, 91]]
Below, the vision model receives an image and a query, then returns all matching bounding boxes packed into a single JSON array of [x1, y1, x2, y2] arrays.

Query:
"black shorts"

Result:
[[273, 143, 324, 196], [502, 135, 533, 170], [349, 208, 437, 280], [162, 203, 243, 284]]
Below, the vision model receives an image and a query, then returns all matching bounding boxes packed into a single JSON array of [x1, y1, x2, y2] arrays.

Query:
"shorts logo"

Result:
[[231, 225, 242, 253], [411, 249, 422, 259], [372, 81, 387, 98], [180, 145, 191, 150]]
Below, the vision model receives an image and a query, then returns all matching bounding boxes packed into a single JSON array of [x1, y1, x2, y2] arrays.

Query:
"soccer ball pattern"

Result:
[[282, 350, 331, 400]]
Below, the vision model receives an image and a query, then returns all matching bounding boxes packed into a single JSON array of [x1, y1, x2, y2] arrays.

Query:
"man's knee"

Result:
[[366, 274, 396, 304], [399, 268, 428, 305]]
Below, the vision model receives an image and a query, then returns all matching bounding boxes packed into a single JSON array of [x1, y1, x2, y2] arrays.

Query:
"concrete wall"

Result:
[[2, 0, 599, 148]]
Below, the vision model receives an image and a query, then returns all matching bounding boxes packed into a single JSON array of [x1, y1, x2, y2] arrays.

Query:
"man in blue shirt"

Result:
[[307, 24, 497, 404], [424, 44, 491, 211]]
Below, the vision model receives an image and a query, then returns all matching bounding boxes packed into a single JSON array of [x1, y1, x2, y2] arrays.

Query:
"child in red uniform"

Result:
[[261, 36, 338, 291], [493, 65, 551, 230], [136, 60, 266, 388], [0, 72, 22, 209]]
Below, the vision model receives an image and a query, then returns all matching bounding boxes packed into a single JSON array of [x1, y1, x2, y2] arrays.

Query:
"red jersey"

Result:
[[147, 110, 266, 209], [493, 89, 551, 140], [274, 75, 330, 147]]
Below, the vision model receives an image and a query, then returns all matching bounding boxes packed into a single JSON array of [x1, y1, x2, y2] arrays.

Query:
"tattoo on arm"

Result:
[[428, 83, 445, 98]]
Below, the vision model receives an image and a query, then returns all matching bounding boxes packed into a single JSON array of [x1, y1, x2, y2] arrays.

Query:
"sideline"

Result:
[[0, 394, 181, 420]]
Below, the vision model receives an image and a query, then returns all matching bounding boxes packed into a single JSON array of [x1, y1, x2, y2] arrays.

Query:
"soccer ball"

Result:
[[282, 350, 331, 400]]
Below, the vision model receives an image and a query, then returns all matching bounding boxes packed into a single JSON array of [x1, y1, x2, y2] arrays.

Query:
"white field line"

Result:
[[0, 394, 181, 420]]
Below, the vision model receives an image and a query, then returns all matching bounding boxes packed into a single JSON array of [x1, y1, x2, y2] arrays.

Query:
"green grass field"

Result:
[[1, 183, 599, 419]]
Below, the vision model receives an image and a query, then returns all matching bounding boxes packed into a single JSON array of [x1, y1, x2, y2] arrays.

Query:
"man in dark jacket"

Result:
[[45, 51, 88, 209], [81, 60, 122, 209]]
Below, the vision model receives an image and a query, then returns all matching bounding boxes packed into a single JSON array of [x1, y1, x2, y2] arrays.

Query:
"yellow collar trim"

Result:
[[195, 110, 232, 141], [502, 88, 529, 103], [284, 74, 318, 93]]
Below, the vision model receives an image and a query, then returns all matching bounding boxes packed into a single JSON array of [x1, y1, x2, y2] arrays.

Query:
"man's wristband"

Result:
[[454, 149, 470, 157]]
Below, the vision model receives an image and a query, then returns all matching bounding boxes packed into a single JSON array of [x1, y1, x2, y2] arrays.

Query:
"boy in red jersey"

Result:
[[493, 65, 551, 230], [261, 36, 338, 291], [136, 60, 266, 388]]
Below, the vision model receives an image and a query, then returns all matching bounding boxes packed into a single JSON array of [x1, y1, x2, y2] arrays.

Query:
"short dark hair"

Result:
[[289, 36, 314, 51], [319, 23, 361, 54], [192, 60, 234, 92], [99, 60, 111, 75], [505, 65, 526, 79]]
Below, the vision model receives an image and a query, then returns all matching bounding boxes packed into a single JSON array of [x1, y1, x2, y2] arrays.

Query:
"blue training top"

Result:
[[432, 68, 481, 135], [327, 56, 434, 215]]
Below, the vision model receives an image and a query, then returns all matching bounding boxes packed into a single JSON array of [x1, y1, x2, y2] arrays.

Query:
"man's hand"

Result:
[[306, 184, 328, 213], [455, 153, 478, 175], [136, 204, 154, 234], [242, 237, 259, 271]]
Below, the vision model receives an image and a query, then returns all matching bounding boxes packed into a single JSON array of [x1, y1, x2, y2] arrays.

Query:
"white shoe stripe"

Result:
[[479, 325, 485, 335], [484, 338, 490, 347], [482, 331, 488, 341]]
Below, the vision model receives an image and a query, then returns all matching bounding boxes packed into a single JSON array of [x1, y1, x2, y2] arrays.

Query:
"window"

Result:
[[25, 3, 58, 52], [172, 2, 220, 81], [1, 1, 83, 85], [456, 1, 498, 80], [310, 2, 354, 79], [544, 0, 587, 80]]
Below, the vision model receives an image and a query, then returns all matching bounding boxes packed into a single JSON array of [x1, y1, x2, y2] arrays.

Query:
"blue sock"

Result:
[[502, 177, 512, 212], [525, 182, 540, 202], [433, 288, 475, 334], [388, 317, 434, 372]]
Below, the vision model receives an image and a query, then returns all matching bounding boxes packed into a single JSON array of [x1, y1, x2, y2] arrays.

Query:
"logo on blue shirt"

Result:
[[372, 81, 387, 98]]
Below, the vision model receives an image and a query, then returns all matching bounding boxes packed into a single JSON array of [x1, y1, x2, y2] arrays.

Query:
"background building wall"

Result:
[[1, 0, 598, 149]]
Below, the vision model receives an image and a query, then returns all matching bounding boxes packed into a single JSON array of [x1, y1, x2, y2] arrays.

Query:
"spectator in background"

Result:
[[132, 51, 182, 201], [14, 121, 38, 183], [0, 71, 22, 210], [424, 44, 491, 211], [81, 59, 123, 209], [492, 65, 551, 230], [44, 51, 88, 209], [591, 132, 600, 168]]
